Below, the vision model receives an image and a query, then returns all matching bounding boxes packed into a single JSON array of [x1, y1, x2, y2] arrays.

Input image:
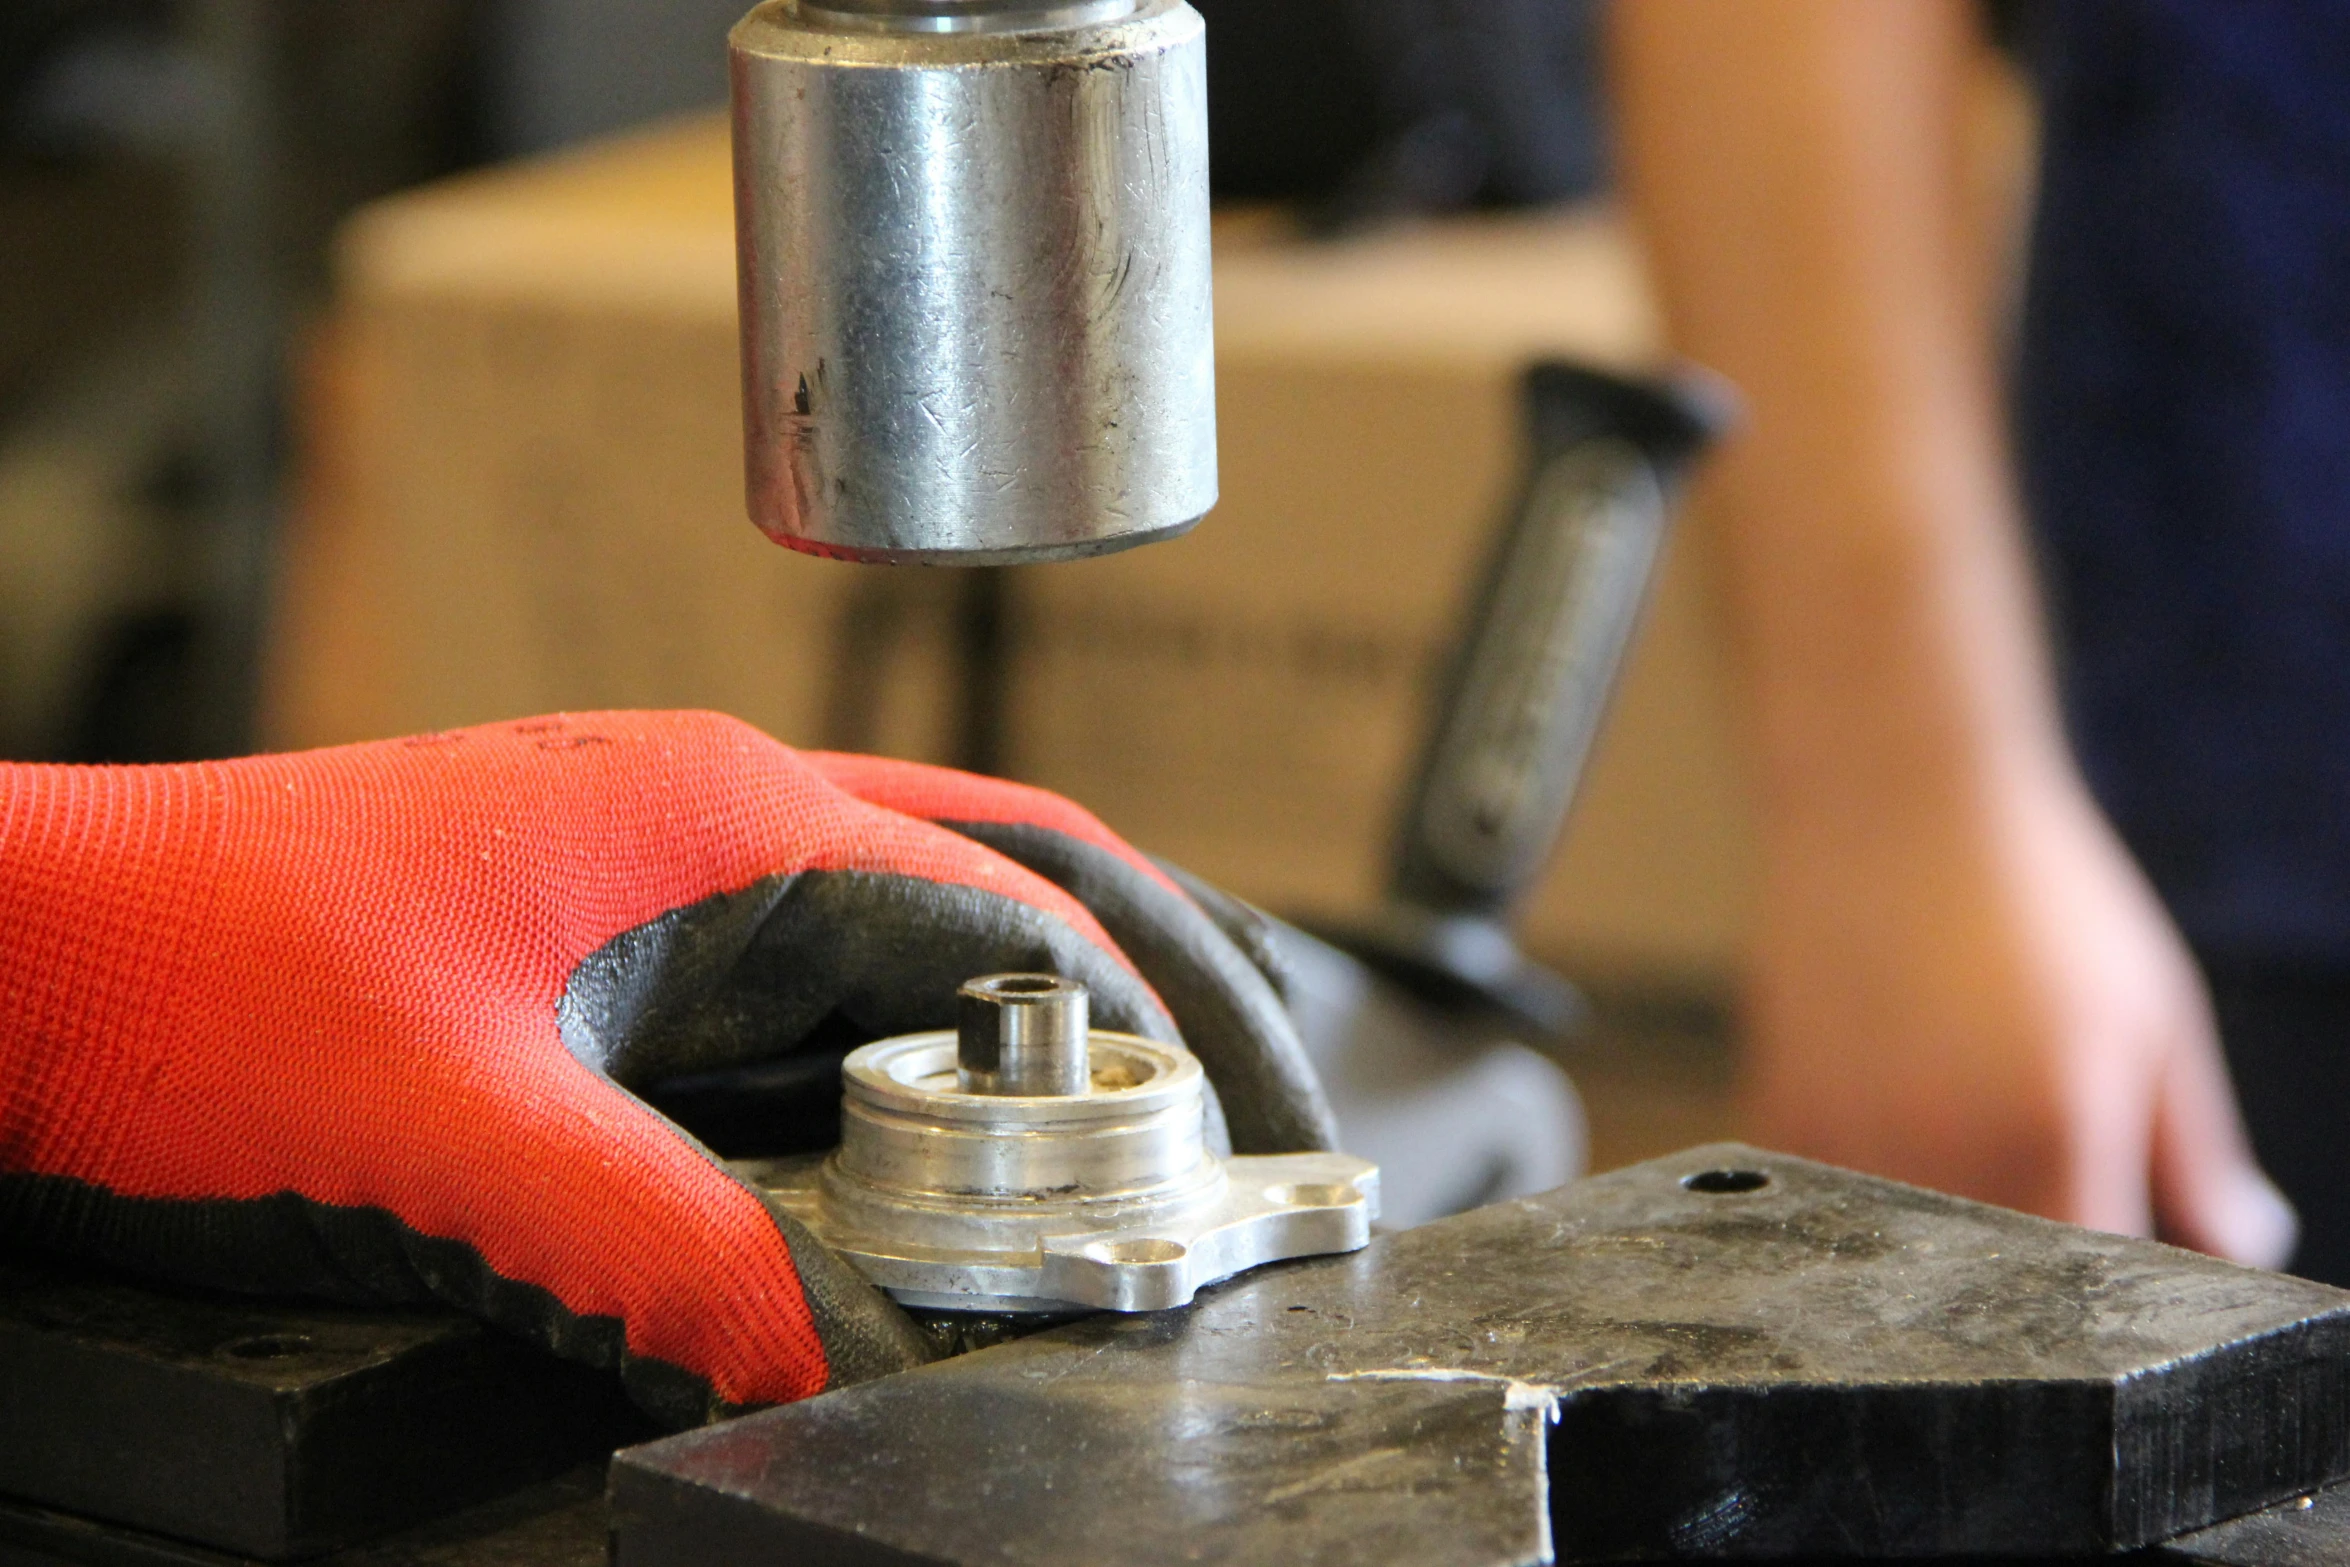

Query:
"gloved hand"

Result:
[[0, 711, 1334, 1427]]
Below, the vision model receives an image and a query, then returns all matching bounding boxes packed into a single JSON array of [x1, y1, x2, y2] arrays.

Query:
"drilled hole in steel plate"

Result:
[[1682, 1168, 1771, 1196], [217, 1333, 317, 1361]]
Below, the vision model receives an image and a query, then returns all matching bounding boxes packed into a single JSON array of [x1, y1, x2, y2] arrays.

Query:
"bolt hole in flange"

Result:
[[1683, 1168, 1771, 1195]]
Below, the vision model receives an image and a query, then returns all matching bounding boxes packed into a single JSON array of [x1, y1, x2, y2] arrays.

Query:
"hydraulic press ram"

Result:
[[730, 0, 1218, 564]]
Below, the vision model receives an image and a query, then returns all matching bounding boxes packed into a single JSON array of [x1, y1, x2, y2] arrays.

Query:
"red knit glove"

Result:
[[0, 711, 1332, 1426]]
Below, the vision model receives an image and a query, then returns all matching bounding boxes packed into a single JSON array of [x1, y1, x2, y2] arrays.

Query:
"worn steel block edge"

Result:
[[611, 1145, 2350, 1566]]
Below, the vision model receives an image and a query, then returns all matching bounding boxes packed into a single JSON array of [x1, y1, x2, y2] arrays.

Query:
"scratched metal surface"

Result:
[[613, 1145, 2350, 1564], [730, 0, 1219, 564]]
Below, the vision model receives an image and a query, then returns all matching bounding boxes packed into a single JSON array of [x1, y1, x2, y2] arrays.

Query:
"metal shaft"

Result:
[[957, 975, 1091, 1096]]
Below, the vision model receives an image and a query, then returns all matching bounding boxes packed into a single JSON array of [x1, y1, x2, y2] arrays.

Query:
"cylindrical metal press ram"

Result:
[[730, 0, 1218, 564]]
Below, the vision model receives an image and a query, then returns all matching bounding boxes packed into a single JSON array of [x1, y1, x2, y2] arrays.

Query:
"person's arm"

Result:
[[1607, 0, 2293, 1261]]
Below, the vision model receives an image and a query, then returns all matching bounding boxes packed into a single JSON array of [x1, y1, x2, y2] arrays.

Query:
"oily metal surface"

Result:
[[613, 1145, 2350, 1564], [0, 1258, 645, 1561]]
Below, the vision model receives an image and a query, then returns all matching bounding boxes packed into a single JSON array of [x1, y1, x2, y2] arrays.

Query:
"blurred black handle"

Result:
[[1390, 361, 1731, 920]]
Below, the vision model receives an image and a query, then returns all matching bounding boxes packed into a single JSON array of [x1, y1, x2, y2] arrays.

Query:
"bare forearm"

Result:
[[1610, 0, 2070, 833]]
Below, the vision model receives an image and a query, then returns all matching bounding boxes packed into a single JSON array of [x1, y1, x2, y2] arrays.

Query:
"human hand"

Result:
[[1740, 766, 2296, 1267], [0, 711, 1331, 1427]]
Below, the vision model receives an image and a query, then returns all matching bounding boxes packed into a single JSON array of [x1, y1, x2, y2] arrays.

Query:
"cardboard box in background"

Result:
[[276, 124, 962, 766], [1010, 228, 1755, 974], [271, 116, 1756, 995]]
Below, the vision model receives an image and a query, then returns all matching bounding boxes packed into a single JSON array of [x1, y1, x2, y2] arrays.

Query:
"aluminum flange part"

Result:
[[745, 975, 1379, 1313]]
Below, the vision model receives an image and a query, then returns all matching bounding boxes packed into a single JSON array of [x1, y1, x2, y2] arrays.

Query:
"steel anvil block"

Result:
[[613, 1145, 2350, 1565], [0, 1257, 644, 1560]]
